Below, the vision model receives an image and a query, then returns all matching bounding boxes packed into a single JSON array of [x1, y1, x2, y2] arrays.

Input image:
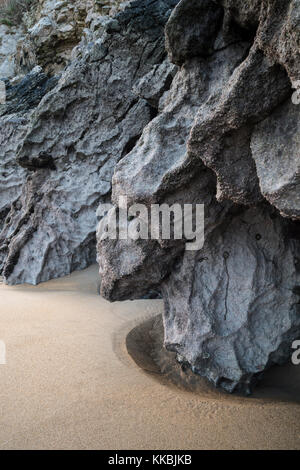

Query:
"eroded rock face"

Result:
[[0, 0, 179, 284], [0, 114, 26, 228], [251, 100, 300, 220], [0, 1, 127, 78], [0, 67, 59, 279], [0, 24, 25, 79], [20, 0, 128, 75], [165, 0, 224, 65], [1, 0, 299, 393], [98, 0, 300, 393], [161, 205, 300, 394]]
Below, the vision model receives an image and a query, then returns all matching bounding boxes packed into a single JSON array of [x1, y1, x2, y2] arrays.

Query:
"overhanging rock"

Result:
[[98, 0, 300, 394]]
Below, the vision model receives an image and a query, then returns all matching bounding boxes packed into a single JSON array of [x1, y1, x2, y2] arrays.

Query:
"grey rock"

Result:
[[213, 0, 261, 32], [15, 0, 125, 76], [0, 24, 24, 79], [0, 115, 27, 230], [256, 0, 300, 85], [133, 59, 178, 109], [0, 69, 59, 117], [251, 100, 300, 220], [98, 0, 300, 394], [165, 0, 224, 65], [188, 46, 291, 205], [0, 0, 179, 285], [1, 0, 299, 393], [112, 40, 250, 206], [0, 68, 59, 279], [99, 162, 229, 301], [161, 205, 300, 394]]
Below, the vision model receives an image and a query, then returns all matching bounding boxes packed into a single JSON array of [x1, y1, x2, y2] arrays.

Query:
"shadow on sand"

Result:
[[126, 314, 300, 406]]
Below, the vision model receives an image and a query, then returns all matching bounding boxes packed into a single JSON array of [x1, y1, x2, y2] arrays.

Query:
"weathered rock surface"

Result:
[[0, 0, 179, 284], [165, 0, 224, 65], [161, 205, 300, 394], [98, 0, 300, 394], [0, 1, 126, 79], [0, 67, 58, 221], [0, 67, 59, 278], [16, 0, 127, 75], [251, 100, 300, 220], [0, 24, 25, 79], [0, 114, 26, 228], [1, 0, 299, 393]]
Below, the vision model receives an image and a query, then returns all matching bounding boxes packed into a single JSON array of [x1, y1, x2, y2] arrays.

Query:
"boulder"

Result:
[[1, 0, 299, 394], [0, 0, 179, 285], [98, 0, 300, 394]]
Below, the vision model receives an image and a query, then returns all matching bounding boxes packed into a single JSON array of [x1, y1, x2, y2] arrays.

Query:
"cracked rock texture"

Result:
[[251, 100, 300, 220], [0, 0, 299, 393], [0, 67, 59, 279], [18, 0, 127, 75], [98, 0, 300, 393], [0, 24, 24, 79], [0, 0, 179, 284], [0, 0, 126, 79]]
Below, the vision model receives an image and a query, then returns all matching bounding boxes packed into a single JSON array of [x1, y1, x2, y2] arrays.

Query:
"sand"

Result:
[[0, 265, 299, 450]]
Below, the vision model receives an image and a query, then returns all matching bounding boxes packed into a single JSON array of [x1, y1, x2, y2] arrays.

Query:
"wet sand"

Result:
[[0, 265, 299, 450]]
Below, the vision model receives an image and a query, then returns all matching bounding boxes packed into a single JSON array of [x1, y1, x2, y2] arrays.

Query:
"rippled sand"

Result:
[[0, 265, 299, 449]]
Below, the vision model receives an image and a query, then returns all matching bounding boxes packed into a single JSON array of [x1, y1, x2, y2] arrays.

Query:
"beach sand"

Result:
[[0, 265, 299, 450]]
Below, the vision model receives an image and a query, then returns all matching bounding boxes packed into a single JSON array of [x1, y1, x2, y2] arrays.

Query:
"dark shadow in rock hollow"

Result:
[[126, 314, 300, 405]]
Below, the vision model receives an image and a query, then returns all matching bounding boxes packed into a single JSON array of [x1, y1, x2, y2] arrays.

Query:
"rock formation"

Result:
[[16, 0, 127, 75], [0, 66, 58, 279], [0, 0, 179, 284], [97, 0, 300, 394], [0, 1, 126, 79], [0, 0, 299, 393], [0, 23, 24, 78]]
